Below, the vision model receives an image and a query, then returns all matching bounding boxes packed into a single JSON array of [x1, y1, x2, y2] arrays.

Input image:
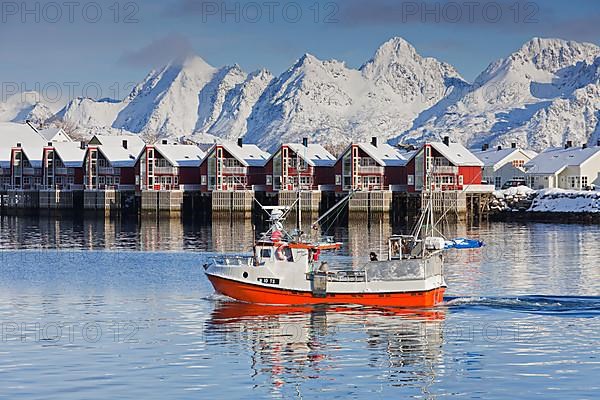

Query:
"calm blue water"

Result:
[[0, 216, 599, 399]]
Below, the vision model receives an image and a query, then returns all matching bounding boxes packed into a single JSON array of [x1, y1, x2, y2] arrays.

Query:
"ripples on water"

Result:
[[0, 215, 599, 399]]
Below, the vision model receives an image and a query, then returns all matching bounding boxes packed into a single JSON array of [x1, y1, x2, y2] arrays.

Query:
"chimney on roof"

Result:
[[443, 136, 450, 146], [497, 145, 502, 151], [80, 141, 86, 150], [565, 140, 572, 149], [237, 137, 243, 147], [511, 142, 516, 149], [583, 143, 588, 149], [303, 137, 308, 147], [482, 143, 489, 151], [122, 140, 128, 149], [47, 142, 52, 146], [162, 139, 168, 145], [371, 137, 378, 147], [16, 142, 22, 148]]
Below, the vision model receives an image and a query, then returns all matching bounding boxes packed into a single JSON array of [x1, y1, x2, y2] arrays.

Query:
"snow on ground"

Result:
[[490, 186, 536, 211], [529, 189, 600, 213], [492, 186, 600, 213]]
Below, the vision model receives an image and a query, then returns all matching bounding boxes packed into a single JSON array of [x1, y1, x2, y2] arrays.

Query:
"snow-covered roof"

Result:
[[472, 147, 537, 169], [90, 135, 145, 167], [429, 142, 483, 167], [219, 142, 270, 167], [348, 142, 407, 167], [52, 142, 86, 168], [0, 122, 46, 168], [38, 127, 71, 143], [524, 146, 600, 174], [154, 143, 206, 167], [284, 143, 336, 167]]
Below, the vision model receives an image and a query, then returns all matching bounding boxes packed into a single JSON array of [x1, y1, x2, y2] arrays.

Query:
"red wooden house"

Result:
[[405, 137, 484, 192], [42, 141, 86, 190], [0, 122, 45, 190], [137, 140, 205, 191], [83, 135, 145, 190], [10, 143, 44, 190], [200, 139, 270, 192], [265, 139, 336, 192], [334, 138, 408, 192]]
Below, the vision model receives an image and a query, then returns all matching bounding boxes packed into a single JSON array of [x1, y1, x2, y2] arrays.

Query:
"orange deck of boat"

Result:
[[207, 274, 446, 307]]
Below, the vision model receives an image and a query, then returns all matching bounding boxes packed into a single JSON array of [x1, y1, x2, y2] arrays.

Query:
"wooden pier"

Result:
[[211, 191, 254, 218], [278, 190, 322, 212], [141, 190, 184, 215], [348, 191, 393, 214], [0, 186, 494, 223]]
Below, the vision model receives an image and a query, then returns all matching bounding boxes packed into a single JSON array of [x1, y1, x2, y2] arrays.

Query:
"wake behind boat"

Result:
[[204, 189, 451, 307]]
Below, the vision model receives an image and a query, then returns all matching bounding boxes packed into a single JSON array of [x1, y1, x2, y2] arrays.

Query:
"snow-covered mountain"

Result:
[[245, 38, 467, 148], [0, 92, 53, 124], [401, 38, 600, 151], [50, 37, 466, 147], [56, 56, 261, 141], [19, 36, 600, 151]]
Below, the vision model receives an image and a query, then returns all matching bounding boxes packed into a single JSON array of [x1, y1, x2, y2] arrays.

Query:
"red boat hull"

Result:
[[207, 274, 446, 307]]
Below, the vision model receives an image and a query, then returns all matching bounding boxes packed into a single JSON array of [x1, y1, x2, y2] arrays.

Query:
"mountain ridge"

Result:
[[4, 36, 600, 152]]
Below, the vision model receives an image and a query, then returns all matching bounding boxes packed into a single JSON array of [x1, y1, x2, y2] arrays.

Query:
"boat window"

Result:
[[390, 239, 401, 260], [284, 247, 293, 262], [260, 248, 271, 259]]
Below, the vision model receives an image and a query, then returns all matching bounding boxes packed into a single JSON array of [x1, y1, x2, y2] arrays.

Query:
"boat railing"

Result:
[[318, 255, 443, 283]]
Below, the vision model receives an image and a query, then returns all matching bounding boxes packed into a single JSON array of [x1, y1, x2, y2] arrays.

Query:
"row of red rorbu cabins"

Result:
[[82, 135, 486, 194], [2, 121, 486, 194]]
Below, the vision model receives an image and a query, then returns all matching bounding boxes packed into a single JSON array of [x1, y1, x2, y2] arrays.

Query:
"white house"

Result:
[[472, 144, 537, 189], [524, 142, 600, 190], [38, 127, 72, 143]]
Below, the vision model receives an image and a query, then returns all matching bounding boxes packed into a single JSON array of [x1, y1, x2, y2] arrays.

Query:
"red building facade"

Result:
[[10, 145, 42, 190], [406, 139, 484, 192], [42, 142, 85, 190], [264, 141, 336, 192], [200, 140, 270, 192], [137, 143, 205, 191], [334, 139, 407, 192]]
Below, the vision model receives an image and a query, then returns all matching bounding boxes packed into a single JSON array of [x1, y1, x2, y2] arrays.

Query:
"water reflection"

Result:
[[1, 215, 600, 296], [206, 302, 445, 395], [0, 216, 599, 398]]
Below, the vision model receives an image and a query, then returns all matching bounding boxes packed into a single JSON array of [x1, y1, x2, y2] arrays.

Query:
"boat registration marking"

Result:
[[257, 278, 280, 285]]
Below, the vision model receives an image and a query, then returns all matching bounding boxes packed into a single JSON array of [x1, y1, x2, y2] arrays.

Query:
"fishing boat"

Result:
[[204, 187, 453, 307]]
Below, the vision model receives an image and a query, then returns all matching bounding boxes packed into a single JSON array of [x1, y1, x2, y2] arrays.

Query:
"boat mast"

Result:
[[297, 150, 302, 235]]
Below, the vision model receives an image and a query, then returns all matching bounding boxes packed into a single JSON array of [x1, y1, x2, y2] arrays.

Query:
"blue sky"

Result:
[[1, 0, 599, 108]]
